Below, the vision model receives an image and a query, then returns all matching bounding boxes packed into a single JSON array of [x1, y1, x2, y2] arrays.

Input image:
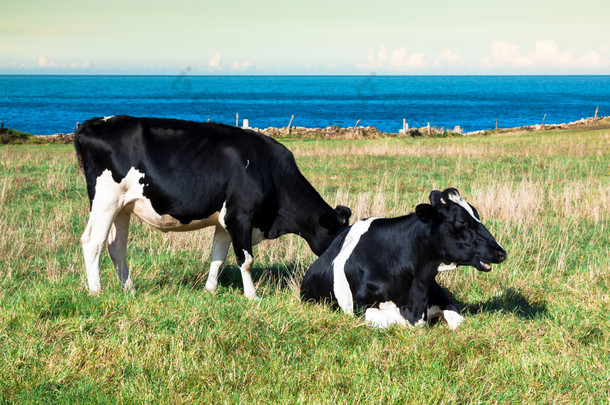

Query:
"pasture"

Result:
[[0, 128, 608, 403]]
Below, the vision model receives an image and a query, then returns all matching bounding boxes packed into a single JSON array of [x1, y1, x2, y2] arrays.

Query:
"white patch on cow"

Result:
[[437, 262, 457, 272], [87, 168, 222, 232], [251, 227, 265, 245], [218, 201, 228, 230], [204, 226, 232, 294], [83, 169, 266, 298], [82, 168, 143, 293], [414, 312, 427, 327], [83, 167, 231, 293], [240, 249, 258, 299], [448, 192, 481, 223], [427, 305, 443, 320], [107, 209, 134, 292], [443, 309, 465, 330], [102, 116, 114, 122], [427, 305, 464, 330], [332, 217, 378, 315], [365, 301, 407, 328]]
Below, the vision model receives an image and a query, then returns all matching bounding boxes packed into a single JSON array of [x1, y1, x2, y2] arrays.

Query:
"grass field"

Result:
[[0, 128, 608, 403]]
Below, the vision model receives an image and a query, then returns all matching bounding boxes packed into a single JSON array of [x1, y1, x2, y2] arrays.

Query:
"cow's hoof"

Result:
[[204, 282, 218, 294], [443, 310, 465, 330]]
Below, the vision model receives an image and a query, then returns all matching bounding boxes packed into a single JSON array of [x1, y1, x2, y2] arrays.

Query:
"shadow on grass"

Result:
[[459, 288, 548, 320], [217, 262, 303, 292], [153, 262, 304, 292]]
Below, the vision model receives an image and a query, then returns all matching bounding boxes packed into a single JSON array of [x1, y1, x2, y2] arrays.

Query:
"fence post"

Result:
[[286, 115, 295, 136]]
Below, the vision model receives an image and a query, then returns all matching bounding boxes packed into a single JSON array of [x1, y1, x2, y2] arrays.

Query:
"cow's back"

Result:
[[75, 116, 291, 223]]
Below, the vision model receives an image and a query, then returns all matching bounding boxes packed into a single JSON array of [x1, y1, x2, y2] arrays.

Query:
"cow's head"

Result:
[[310, 205, 352, 256], [415, 188, 506, 272]]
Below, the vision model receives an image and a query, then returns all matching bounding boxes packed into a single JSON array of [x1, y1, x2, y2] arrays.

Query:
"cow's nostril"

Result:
[[495, 250, 507, 263]]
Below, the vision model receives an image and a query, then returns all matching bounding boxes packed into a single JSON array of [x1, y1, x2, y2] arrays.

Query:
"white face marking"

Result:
[[447, 192, 481, 223], [332, 218, 378, 315], [437, 262, 457, 272], [365, 301, 407, 328]]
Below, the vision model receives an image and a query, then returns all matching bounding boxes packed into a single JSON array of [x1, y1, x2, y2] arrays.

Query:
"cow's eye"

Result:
[[456, 218, 469, 229]]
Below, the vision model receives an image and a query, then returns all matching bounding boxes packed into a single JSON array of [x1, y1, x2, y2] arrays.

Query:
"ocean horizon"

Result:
[[1, 74, 609, 135]]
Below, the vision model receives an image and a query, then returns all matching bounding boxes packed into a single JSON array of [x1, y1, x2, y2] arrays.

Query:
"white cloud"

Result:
[[230, 60, 252, 71], [359, 45, 429, 71], [478, 40, 610, 70], [389, 48, 428, 70], [38, 55, 55, 68], [208, 53, 222, 69], [433, 49, 465, 68], [68, 60, 91, 69]]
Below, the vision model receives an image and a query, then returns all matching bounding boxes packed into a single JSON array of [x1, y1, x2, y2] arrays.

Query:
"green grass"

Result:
[[1, 129, 609, 403]]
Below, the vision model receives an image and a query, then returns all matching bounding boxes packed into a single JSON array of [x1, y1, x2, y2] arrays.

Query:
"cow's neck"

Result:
[[270, 175, 335, 248], [401, 219, 446, 279]]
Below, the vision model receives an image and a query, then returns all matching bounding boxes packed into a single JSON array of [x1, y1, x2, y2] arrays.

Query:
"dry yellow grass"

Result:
[[0, 128, 608, 403]]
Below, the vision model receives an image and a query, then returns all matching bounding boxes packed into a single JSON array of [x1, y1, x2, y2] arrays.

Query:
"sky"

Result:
[[1, 0, 609, 75]]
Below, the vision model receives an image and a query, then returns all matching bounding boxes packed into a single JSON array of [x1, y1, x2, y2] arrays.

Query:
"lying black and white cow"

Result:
[[301, 188, 506, 329], [74, 116, 351, 298]]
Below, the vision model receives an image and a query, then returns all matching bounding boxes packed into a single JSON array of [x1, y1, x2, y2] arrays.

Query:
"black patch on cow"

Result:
[[74, 115, 351, 256], [301, 188, 507, 326]]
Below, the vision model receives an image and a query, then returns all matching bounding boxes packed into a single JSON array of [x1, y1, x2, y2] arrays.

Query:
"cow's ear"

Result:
[[416, 204, 443, 224], [334, 205, 352, 226], [429, 190, 443, 207]]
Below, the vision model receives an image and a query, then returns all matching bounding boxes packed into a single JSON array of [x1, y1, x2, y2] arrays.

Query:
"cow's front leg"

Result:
[[234, 246, 257, 300], [226, 218, 258, 300], [399, 280, 429, 326], [427, 280, 464, 330]]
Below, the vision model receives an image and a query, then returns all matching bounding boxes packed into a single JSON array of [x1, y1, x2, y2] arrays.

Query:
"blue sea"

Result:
[[1, 75, 609, 135]]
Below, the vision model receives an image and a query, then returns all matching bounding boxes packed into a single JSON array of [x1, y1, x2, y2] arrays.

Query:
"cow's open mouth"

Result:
[[476, 260, 492, 272]]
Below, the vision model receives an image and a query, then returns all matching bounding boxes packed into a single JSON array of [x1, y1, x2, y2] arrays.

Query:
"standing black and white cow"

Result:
[[74, 116, 351, 298], [301, 188, 506, 329]]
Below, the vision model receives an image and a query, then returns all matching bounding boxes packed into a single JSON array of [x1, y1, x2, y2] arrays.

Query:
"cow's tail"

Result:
[[73, 124, 86, 177]]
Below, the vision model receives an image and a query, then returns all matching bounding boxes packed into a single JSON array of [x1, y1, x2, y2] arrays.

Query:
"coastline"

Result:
[[33, 116, 610, 144]]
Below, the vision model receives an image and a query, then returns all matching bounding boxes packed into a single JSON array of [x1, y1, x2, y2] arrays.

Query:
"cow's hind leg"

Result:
[[204, 226, 232, 293], [81, 199, 121, 293], [108, 208, 134, 292]]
